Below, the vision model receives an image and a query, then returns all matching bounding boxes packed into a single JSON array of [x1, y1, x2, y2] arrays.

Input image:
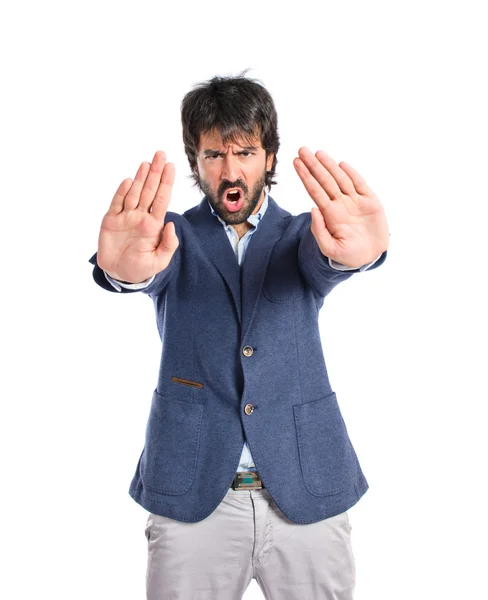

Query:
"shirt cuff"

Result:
[[104, 271, 156, 292], [328, 254, 383, 272]]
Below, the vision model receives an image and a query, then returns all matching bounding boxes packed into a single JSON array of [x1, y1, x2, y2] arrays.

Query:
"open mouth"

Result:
[[223, 188, 244, 212]]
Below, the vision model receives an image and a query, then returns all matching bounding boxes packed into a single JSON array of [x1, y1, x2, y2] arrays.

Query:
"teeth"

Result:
[[227, 191, 239, 204]]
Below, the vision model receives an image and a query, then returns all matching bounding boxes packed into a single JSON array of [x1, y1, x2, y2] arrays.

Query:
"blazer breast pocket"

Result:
[[262, 240, 306, 303]]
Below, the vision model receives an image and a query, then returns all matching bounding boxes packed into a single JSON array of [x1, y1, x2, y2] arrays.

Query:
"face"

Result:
[[195, 130, 274, 225]]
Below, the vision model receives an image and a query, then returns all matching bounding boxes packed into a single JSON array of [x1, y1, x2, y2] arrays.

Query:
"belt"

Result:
[[231, 471, 265, 490]]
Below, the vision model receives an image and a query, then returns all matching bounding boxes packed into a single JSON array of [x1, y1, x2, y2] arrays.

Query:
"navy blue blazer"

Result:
[[89, 196, 387, 524]]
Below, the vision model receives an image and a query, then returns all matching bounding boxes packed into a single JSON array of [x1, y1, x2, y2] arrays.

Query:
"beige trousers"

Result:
[[145, 487, 355, 600]]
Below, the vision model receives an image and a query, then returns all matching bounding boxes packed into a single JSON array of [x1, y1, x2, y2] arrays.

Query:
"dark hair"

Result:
[[181, 72, 280, 190]]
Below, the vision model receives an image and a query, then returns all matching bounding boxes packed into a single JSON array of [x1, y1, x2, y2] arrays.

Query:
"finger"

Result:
[[123, 161, 151, 210], [107, 177, 132, 216], [315, 151, 356, 196], [338, 161, 373, 195], [298, 147, 342, 200], [138, 150, 167, 211], [293, 156, 332, 210], [150, 161, 175, 221]]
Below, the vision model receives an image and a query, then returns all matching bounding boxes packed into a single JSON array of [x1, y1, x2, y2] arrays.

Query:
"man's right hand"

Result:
[[97, 150, 179, 283]]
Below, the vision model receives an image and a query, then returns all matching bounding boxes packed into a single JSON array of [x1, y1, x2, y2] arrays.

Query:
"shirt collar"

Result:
[[207, 191, 269, 230]]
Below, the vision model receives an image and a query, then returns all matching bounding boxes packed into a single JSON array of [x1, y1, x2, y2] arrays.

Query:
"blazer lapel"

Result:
[[240, 196, 290, 340], [188, 198, 242, 323]]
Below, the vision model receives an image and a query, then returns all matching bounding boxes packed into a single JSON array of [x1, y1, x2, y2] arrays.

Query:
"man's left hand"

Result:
[[294, 147, 389, 268]]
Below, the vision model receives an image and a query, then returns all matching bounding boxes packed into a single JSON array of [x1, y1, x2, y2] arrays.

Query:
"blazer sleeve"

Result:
[[298, 222, 387, 298], [88, 251, 177, 297]]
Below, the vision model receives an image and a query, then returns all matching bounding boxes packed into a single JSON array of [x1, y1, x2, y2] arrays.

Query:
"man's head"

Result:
[[181, 73, 280, 224]]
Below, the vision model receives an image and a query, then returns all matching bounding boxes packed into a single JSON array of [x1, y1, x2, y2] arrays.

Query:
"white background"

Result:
[[1, 0, 487, 598]]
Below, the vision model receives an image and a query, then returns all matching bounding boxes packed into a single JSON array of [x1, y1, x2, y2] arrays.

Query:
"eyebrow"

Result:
[[202, 146, 258, 156]]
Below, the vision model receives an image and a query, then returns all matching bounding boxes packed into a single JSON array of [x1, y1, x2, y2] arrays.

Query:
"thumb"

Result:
[[310, 207, 335, 257], [155, 221, 179, 263]]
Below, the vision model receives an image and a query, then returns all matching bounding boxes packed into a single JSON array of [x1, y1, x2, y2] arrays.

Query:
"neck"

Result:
[[232, 221, 254, 239]]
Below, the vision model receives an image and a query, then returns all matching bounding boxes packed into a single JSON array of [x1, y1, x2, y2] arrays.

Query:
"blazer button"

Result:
[[244, 403, 254, 415], [242, 345, 254, 357]]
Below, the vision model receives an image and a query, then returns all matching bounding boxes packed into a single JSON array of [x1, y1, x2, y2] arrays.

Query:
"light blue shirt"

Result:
[[207, 194, 269, 472]]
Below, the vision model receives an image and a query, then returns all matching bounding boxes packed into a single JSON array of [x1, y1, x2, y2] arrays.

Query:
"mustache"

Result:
[[218, 179, 249, 197]]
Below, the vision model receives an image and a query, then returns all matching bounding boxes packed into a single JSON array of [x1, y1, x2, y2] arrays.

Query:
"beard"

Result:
[[199, 173, 266, 225]]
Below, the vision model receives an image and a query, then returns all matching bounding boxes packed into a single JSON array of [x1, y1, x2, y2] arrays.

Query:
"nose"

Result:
[[221, 153, 240, 182]]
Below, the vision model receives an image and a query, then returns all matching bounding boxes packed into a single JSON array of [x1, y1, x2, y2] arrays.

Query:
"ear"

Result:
[[266, 152, 275, 172]]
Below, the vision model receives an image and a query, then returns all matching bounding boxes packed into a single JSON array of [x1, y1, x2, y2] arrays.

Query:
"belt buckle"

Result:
[[233, 471, 263, 490]]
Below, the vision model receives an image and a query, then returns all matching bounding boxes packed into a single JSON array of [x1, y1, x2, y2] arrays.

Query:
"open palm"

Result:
[[97, 151, 179, 283], [294, 147, 389, 268]]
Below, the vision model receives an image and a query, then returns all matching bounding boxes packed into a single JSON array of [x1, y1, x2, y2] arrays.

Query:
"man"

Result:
[[89, 74, 389, 599]]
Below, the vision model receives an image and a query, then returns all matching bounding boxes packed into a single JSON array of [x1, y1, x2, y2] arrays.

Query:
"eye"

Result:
[[238, 151, 254, 158], [205, 154, 223, 161]]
